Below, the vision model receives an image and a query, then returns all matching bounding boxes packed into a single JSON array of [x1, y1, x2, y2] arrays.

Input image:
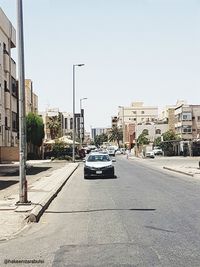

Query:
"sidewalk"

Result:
[[0, 162, 79, 241], [128, 155, 200, 178]]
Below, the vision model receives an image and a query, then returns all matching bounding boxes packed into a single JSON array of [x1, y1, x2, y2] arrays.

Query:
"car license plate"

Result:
[[96, 170, 102, 174]]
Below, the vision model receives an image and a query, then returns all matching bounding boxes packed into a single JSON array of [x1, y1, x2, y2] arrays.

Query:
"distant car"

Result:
[[84, 152, 116, 179], [153, 147, 163, 155], [115, 150, 121, 155], [145, 151, 155, 158], [107, 146, 116, 156]]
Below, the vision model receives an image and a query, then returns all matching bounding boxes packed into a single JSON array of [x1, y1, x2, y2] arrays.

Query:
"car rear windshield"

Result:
[[87, 155, 110, 162]]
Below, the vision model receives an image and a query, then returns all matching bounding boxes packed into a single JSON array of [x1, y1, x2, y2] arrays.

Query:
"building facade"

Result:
[[91, 127, 110, 141], [0, 8, 18, 161], [25, 79, 38, 114], [175, 104, 200, 141], [117, 102, 158, 144]]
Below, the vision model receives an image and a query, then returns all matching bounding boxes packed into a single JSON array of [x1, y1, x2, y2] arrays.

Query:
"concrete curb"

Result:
[[27, 163, 79, 222], [163, 166, 194, 177]]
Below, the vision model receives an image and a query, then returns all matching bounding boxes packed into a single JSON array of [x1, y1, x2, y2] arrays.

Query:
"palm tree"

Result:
[[47, 116, 60, 140], [109, 126, 123, 147]]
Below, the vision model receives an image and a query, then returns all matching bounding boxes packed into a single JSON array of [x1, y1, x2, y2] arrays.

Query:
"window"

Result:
[[132, 111, 137, 114], [5, 116, 8, 127], [3, 43, 8, 54], [12, 112, 18, 131], [182, 112, 192, 121], [182, 126, 192, 133], [11, 77, 17, 97], [141, 111, 145, 114], [65, 118, 68, 129], [155, 129, 161, 134], [4, 80, 8, 92], [198, 116, 200, 122], [142, 129, 149, 135], [70, 118, 73, 130]]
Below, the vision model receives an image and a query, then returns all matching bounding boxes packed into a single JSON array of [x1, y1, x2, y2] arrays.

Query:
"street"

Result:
[[1, 156, 200, 266]]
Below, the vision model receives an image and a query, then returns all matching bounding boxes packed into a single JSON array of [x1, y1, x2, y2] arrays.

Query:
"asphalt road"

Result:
[[1, 156, 200, 266]]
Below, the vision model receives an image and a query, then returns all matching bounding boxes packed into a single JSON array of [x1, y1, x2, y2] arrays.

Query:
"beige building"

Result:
[[0, 8, 19, 161], [118, 102, 158, 127], [175, 104, 200, 141], [25, 79, 38, 114], [136, 122, 168, 142], [118, 102, 158, 143]]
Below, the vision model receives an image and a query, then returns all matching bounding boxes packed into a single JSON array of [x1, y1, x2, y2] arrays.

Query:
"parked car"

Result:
[[115, 150, 122, 155], [84, 152, 116, 179], [153, 146, 163, 155], [145, 151, 155, 158]]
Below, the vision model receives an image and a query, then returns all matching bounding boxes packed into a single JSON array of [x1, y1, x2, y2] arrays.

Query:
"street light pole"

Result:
[[17, 0, 28, 204], [119, 106, 125, 148], [72, 64, 84, 163], [80, 97, 87, 147]]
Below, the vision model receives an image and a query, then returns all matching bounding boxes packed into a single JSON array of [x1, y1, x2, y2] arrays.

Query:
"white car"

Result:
[[84, 152, 116, 179], [145, 151, 155, 158], [153, 147, 163, 155], [107, 146, 116, 156]]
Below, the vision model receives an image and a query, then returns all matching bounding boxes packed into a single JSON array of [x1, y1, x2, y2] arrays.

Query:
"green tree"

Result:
[[137, 133, 150, 146], [94, 133, 108, 147], [26, 113, 44, 158], [154, 136, 162, 147], [160, 130, 180, 156], [109, 126, 123, 147]]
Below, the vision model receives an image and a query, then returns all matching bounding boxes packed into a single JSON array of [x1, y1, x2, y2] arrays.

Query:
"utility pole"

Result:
[[80, 97, 87, 147], [17, 0, 28, 203], [72, 64, 84, 162]]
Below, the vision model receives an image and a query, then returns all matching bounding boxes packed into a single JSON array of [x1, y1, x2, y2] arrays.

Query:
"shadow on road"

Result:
[[2, 166, 52, 177], [0, 180, 18, 190]]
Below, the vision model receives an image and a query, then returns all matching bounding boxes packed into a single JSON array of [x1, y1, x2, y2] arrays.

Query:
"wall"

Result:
[[0, 146, 19, 162]]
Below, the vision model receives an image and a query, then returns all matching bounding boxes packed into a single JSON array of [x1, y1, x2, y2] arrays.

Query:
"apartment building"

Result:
[[0, 8, 18, 161], [61, 112, 73, 136], [117, 102, 158, 144], [91, 127, 110, 141], [118, 102, 158, 127], [25, 79, 38, 114], [175, 104, 200, 141]]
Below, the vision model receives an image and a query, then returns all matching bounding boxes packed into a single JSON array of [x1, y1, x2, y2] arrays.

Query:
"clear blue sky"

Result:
[[1, 0, 200, 131]]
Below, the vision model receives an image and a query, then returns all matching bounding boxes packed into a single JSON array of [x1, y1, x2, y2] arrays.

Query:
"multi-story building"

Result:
[[118, 102, 158, 127], [0, 8, 18, 162], [91, 127, 110, 141], [61, 112, 73, 137], [175, 104, 200, 141], [117, 102, 158, 144], [25, 79, 38, 114]]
